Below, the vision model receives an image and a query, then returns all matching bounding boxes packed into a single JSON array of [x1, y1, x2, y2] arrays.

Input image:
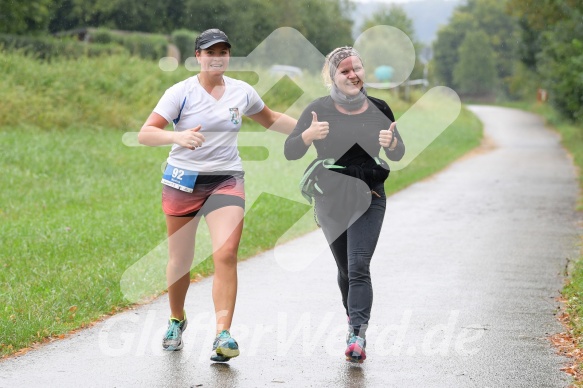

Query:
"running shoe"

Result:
[[345, 333, 366, 363], [210, 330, 240, 362], [162, 316, 188, 351]]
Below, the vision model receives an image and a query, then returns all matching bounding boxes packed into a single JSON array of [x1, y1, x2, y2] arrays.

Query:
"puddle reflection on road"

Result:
[[210, 362, 239, 386]]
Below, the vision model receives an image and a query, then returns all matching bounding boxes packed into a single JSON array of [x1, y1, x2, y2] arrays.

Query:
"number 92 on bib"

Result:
[[161, 164, 198, 193]]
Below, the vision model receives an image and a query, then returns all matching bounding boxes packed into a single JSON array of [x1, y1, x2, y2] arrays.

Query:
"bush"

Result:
[[171, 29, 198, 61], [88, 28, 169, 60], [507, 62, 540, 101], [538, 24, 583, 122], [119, 33, 168, 60], [0, 33, 128, 60], [90, 28, 115, 45], [0, 29, 170, 61]]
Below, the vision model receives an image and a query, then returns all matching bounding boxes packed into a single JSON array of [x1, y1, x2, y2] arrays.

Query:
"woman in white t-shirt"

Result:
[[138, 28, 296, 362]]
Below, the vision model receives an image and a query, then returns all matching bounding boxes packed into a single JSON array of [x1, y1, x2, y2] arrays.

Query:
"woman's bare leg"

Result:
[[165, 215, 200, 320], [204, 206, 244, 333]]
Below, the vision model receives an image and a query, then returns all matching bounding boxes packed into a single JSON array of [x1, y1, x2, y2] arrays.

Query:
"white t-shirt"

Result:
[[153, 75, 265, 172]]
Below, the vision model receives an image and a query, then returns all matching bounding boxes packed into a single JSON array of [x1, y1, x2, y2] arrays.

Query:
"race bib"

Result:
[[161, 164, 198, 193]]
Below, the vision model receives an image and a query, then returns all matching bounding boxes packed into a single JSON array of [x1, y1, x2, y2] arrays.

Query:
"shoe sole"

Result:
[[162, 341, 183, 351], [345, 343, 366, 363], [211, 353, 231, 362], [216, 346, 240, 358]]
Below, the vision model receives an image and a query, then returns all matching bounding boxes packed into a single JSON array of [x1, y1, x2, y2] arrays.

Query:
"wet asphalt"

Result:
[[0, 105, 581, 387]]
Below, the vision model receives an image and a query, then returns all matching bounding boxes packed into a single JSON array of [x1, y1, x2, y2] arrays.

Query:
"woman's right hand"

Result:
[[173, 125, 205, 150], [302, 112, 329, 146]]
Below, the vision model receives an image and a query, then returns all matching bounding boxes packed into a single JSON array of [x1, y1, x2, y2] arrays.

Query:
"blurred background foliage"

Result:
[[1, 0, 580, 122]]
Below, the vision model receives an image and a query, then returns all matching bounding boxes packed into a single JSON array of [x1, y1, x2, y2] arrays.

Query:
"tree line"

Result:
[[0, 0, 354, 57], [4, 0, 579, 122], [431, 0, 582, 122], [508, 0, 583, 121]]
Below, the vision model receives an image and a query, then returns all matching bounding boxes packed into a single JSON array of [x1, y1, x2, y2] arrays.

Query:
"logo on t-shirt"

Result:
[[229, 107, 240, 124]]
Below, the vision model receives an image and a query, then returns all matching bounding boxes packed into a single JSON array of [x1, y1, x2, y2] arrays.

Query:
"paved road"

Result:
[[1, 106, 580, 387]]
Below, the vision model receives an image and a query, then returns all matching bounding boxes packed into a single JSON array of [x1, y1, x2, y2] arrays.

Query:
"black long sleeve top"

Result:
[[284, 96, 405, 167]]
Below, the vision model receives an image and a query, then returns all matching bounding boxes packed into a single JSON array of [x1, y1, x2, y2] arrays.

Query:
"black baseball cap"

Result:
[[195, 29, 231, 50]]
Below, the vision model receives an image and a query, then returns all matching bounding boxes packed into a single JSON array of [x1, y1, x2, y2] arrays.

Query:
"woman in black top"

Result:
[[284, 46, 405, 363]]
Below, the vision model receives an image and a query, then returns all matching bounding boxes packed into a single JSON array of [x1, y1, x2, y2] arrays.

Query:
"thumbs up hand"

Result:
[[379, 121, 397, 149], [302, 111, 330, 146]]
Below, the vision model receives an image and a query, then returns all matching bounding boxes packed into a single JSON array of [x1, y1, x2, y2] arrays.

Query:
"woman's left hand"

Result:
[[379, 122, 398, 148]]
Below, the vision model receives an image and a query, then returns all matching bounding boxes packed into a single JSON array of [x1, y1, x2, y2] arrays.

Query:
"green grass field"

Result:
[[0, 51, 482, 357]]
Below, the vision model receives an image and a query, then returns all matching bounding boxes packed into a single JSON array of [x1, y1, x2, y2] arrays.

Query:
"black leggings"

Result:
[[316, 182, 386, 336]]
